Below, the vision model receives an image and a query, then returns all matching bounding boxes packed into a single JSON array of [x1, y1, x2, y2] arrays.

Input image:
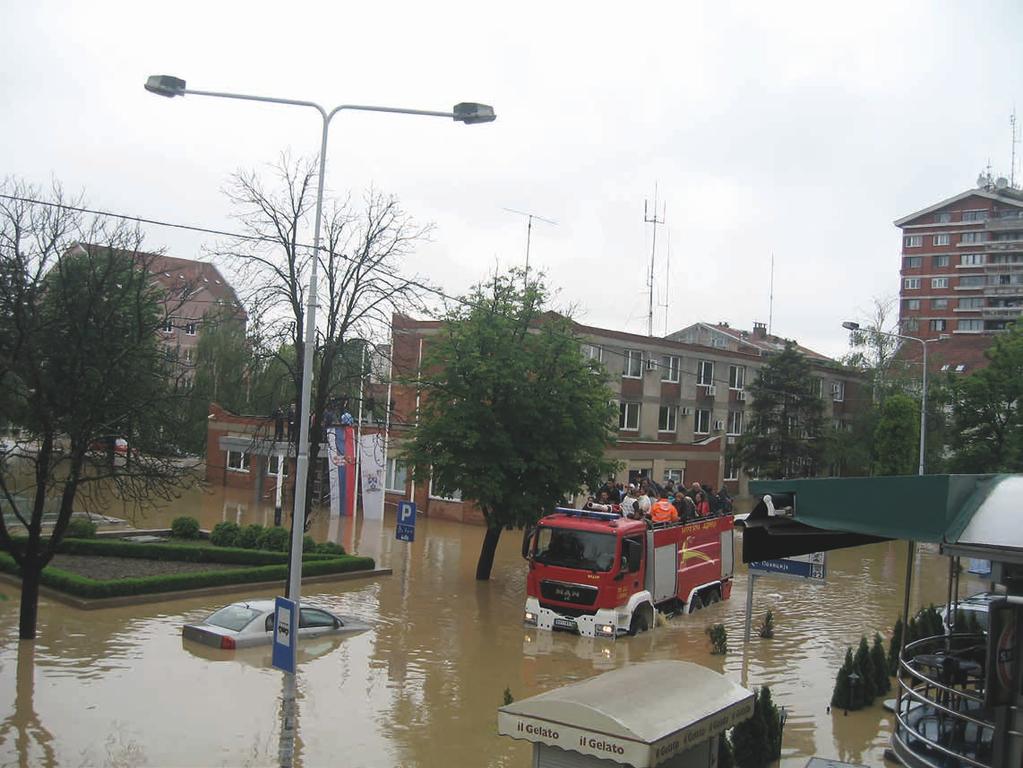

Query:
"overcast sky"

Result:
[[3, 1, 1022, 358]]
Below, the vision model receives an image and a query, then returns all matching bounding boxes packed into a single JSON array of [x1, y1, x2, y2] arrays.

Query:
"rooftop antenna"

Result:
[[644, 185, 666, 337], [502, 207, 557, 286], [659, 229, 672, 336], [1011, 107, 1019, 189], [768, 254, 775, 335]]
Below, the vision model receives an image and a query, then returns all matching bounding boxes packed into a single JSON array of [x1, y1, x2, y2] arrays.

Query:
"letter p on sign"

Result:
[[395, 501, 417, 543]]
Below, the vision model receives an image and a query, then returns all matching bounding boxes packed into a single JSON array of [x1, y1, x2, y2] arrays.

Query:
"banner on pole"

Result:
[[327, 423, 356, 517], [359, 432, 386, 520]]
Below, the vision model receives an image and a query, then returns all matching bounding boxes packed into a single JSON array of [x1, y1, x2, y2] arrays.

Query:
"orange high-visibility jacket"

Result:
[[651, 498, 678, 523]]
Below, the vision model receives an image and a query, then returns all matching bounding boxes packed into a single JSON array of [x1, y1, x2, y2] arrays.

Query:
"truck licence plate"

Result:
[[553, 617, 577, 631]]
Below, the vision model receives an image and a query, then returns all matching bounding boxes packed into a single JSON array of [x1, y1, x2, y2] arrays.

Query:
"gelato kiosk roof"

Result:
[[497, 660, 753, 767]]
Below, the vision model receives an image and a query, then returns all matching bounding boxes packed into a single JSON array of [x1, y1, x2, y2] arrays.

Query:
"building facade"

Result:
[[895, 179, 1023, 343]]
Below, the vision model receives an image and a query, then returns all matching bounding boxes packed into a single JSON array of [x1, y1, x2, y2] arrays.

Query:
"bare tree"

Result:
[[842, 294, 901, 401], [0, 178, 200, 638], [213, 154, 432, 522]]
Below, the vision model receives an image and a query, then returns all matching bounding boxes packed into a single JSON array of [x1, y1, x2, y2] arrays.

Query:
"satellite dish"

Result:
[[996, 177, 1009, 189]]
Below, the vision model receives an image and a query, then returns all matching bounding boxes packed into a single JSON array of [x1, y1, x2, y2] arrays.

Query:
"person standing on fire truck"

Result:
[[651, 490, 678, 524]]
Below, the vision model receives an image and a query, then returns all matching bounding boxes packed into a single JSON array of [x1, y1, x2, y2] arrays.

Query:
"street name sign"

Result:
[[748, 552, 826, 583]]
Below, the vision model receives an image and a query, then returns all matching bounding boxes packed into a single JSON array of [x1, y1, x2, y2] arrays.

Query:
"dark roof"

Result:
[[894, 187, 1023, 227], [701, 322, 833, 361], [892, 334, 995, 375]]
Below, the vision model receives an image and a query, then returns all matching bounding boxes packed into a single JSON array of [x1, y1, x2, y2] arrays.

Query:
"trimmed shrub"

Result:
[[706, 623, 728, 655], [210, 521, 240, 548], [237, 524, 264, 549], [303, 535, 316, 553], [170, 516, 200, 539], [259, 526, 289, 552], [64, 518, 97, 539], [53, 537, 333, 564], [315, 541, 346, 556]]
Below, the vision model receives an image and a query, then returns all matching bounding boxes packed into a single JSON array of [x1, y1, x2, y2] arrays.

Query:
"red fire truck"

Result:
[[521, 507, 735, 638]]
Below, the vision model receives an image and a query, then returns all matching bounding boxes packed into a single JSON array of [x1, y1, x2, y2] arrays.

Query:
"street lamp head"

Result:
[[841, 321, 861, 331], [452, 102, 496, 124], [145, 75, 187, 98]]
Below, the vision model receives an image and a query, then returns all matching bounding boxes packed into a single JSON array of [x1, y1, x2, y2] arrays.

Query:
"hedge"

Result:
[[0, 552, 377, 599], [53, 538, 337, 565]]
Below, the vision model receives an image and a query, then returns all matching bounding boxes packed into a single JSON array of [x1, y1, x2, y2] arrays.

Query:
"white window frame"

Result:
[[161, 319, 174, 334], [663, 468, 684, 485], [959, 275, 985, 288], [428, 475, 462, 502], [697, 360, 714, 386], [724, 456, 739, 481], [936, 212, 952, 223], [904, 278, 920, 290], [933, 233, 950, 246], [960, 231, 985, 244], [958, 297, 983, 309], [957, 319, 983, 332], [931, 277, 949, 289], [960, 253, 985, 266], [622, 349, 643, 378], [931, 298, 948, 310], [266, 454, 289, 477], [903, 256, 922, 269], [903, 318, 919, 332], [185, 322, 198, 336], [227, 450, 250, 473], [906, 299, 920, 310], [657, 405, 677, 433], [581, 343, 603, 363], [660, 355, 680, 383], [962, 210, 987, 223], [904, 235, 922, 247], [832, 381, 845, 403], [694, 409, 711, 435], [619, 402, 640, 431], [933, 254, 950, 268], [728, 364, 745, 390], [385, 458, 407, 492], [726, 411, 743, 436], [929, 319, 947, 332]]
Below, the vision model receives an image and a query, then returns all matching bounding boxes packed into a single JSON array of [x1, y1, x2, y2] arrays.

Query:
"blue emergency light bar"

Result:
[[553, 506, 621, 521]]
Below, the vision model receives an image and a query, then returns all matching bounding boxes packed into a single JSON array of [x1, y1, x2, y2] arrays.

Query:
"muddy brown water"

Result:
[[0, 484, 989, 767]]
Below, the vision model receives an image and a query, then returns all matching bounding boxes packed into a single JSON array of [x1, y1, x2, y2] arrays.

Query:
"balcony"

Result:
[[986, 241, 1023, 251], [982, 307, 1023, 319], [985, 215, 1023, 231], [891, 632, 998, 768], [984, 286, 1023, 297]]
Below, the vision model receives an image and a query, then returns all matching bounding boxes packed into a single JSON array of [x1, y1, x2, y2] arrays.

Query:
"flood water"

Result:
[[0, 485, 989, 767]]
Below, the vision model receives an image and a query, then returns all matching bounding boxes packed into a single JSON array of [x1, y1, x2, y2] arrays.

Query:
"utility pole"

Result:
[[644, 187, 665, 337], [1011, 107, 1019, 189], [503, 207, 557, 286]]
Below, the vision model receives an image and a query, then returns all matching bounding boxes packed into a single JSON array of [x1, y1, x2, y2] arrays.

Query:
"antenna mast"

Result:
[[1011, 107, 1019, 189], [660, 229, 672, 336], [768, 254, 775, 335], [644, 186, 666, 337], [502, 207, 558, 286]]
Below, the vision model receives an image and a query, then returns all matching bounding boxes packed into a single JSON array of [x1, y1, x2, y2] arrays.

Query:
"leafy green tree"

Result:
[[872, 393, 919, 475], [402, 271, 618, 580], [737, 342, 826, 478], [0, 179, 197, 638], [947, 322, 1023, 472]]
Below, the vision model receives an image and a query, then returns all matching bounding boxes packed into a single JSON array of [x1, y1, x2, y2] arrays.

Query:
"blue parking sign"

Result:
[[272, 596, 297, 674], [395, 500, 416, 543]]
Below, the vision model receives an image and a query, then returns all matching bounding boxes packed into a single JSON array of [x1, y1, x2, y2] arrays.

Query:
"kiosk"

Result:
[[497, 660, 753, 767]]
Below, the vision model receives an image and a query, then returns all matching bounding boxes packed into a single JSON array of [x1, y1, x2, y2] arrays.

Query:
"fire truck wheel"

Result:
[[629, 606, 652, 635], [688, 594, 704, 613]]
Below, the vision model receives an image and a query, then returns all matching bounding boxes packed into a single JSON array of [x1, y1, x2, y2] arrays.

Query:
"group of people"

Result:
[[585, 478, 733, 524]]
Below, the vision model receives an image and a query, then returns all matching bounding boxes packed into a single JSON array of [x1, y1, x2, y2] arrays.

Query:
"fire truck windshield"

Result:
[[534, 527, 617, 572]]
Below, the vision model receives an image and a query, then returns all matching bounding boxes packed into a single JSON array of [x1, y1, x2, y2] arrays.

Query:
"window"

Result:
[[694, 409, 711, 435], [581, 344, 603, 363], [933, 233, 950, 246], [931, 298, 948, 310], [428, 476, 462, 501], [960, 253, 984, 266], [957, 319, 983, 332], [726, 411, 743, 436], [962, 210, 987, 222], [227, 451, 249, 473], [960, 232, 985, 244], [663, 468, 684, 485], [385, 458, 407, 492], [905, 299, 920, 310], [902, 318, 919, 331], [936, 212, 952, 223], [697, 360, 714, 386], [931, 277, 949, 289], [832, 381, 845, 402], [728, 364, 745, 390], [933, 255, 950, 268], [657, 405, 677, 433], [161, 319, 174, 334], [903, 256, 922, 269], [300, 608, 337, 629], [904, 235, 922, 247], [904, 278, 920, 290], [959, 275, 985, 287], [813, 377, 824, 399], [266, 454, 289, 477], [724, 455, 739, 481], [958, 297, 983, 309], [619, 402, 640, 431], [184, 322, 197, 336], [929, 319, 946, 332], [660, 355, 680, 382], [623, 349, 643, 378]]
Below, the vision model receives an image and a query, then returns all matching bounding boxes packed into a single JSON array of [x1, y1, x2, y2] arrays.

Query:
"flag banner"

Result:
[[359, 432, 386, 520], [327, 425, 356, 517]]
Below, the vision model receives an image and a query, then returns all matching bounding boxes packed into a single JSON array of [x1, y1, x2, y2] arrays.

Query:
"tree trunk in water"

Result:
[[475, 526, 503, 581], [19, 562, 41, 640]]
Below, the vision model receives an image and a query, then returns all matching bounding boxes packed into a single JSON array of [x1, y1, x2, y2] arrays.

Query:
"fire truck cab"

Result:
[[522, 507, 734, 638]]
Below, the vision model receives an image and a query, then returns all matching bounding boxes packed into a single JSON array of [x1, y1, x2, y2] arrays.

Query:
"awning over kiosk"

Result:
[[497, 660, 753, 767]]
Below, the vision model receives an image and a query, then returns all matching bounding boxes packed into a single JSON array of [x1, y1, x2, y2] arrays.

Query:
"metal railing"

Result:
[[891, 633, 994, 768]]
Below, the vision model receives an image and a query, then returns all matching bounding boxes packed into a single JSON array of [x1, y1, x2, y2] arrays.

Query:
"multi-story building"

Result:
[[895, 177, 1023, 343], [385, 314, 862, 523]]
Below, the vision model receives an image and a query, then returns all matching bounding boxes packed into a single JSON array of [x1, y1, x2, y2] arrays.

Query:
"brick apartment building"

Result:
[[384, 314, 863, 523], [895, 177, 1023, 353]]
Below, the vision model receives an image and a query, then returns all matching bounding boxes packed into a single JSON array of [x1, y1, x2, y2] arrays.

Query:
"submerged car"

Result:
[[182, 599, 369, 650]]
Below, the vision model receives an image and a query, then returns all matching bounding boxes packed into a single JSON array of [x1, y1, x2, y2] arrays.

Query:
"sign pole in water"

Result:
[[744, 553, 826, 644], [272, 596, 297, 674], [396, 500, 416, 543]]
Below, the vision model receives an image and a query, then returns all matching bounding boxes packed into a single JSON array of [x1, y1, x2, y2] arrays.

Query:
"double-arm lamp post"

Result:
[[145, 73, 495, 603]]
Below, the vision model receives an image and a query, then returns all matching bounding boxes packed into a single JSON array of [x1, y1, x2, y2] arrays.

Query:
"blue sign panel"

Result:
[[749, 552, 826, 583], [272, 596, 297, 674], [396, 500, 416, 543]]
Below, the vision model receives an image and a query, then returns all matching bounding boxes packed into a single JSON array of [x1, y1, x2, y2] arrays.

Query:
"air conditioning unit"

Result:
[[680, 406, 692, 416], [645, 357, 658, 372], [736, 390, 747, 401], [705, 385, 717, 396], [714, 419, 725, 431]]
